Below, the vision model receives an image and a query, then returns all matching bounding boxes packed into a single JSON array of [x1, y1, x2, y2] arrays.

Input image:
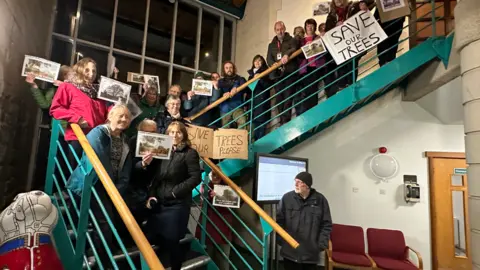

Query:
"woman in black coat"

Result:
[[246, 55, 273, 141], [144, 121, 201, 270]]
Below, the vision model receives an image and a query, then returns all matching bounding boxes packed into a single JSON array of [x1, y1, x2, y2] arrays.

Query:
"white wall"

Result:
[[284, 89, 465, 270]]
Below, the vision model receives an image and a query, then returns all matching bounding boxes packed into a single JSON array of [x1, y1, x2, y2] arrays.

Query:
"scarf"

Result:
[[170, 112, 181, 119], [66, 76, 99, 99], [336, 6, 347, 22]]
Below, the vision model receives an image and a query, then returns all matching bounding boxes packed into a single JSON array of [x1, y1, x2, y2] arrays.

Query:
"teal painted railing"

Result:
[[44, 121, 163, 270], [188, 157, 289, 270], [188, 0, 450, 180]]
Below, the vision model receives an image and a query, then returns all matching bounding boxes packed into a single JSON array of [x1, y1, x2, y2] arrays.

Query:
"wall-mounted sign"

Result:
[[454, 168, 467, 175]]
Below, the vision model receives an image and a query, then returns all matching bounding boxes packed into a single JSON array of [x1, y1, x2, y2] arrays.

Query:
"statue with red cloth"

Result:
[[0, 191, 63, 270]]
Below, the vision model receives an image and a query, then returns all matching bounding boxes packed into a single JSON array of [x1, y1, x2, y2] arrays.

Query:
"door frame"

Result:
[[425, 151, 469, 269]]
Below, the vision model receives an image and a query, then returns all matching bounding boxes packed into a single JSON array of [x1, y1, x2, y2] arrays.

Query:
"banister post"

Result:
[[74, 160, 96, 269], [431, 0, 436, 37], [260, 217, 274, 270], [45, 120, 61, 195]]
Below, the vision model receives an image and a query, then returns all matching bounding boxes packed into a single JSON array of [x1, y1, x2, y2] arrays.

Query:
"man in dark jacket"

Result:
[[267, 21, 299, 124], [277, 172, 332, 269]]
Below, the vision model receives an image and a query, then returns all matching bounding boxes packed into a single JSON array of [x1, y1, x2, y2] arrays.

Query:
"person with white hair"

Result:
[[155, 95, 188, 134], [67, 104, 133, 269]]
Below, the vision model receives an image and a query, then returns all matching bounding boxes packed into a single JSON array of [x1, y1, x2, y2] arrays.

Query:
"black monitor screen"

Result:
[[254, 153, 308, 204]]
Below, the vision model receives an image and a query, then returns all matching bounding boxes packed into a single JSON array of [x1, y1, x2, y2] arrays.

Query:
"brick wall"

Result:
[[0, 0, 54, 208]]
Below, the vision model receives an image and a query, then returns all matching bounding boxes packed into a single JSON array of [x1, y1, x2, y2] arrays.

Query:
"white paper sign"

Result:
[[212, 185, 240, 208], [322, 11, 388, 65]]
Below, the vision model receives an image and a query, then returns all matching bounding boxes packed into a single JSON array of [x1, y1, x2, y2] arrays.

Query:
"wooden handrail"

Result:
[[71, 124, 164, 270], [202, 157, 300, 249], [187, 48, 303, 122]]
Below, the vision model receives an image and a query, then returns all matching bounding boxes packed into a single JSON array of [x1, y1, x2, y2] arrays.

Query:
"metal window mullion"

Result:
[[70, 0, 83, 65], [140, 0, 151, 75], [217, 15, 224, 73], [231, 19, 236, 63], [194, 8, 203, 71], [109, 0, 119, 53], [168, 1, 179, 87]]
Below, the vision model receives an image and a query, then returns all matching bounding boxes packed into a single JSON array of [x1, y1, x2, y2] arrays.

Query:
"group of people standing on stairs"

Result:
[[21, 0, 407, 268]]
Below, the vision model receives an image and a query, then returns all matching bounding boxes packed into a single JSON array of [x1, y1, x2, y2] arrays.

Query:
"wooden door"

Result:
[[427, 152, 472, 270]]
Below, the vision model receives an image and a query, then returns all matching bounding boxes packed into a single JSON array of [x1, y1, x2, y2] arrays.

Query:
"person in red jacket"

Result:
[[50, 57, 108, 165], [195, 171, 235, 270]]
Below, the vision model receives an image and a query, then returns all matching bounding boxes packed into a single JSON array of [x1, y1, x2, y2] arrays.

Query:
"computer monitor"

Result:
[[254, 153, 308, 204]]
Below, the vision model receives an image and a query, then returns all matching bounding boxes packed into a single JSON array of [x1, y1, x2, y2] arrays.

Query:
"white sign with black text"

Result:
[[322, 11, 388, 65]]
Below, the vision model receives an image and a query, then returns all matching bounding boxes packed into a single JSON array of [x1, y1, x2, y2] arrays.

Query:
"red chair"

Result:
[[326, 224, 376, 270], [366, 228, 423, 270]]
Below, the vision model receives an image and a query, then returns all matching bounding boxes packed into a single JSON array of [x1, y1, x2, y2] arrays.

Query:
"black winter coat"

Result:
[[125, 135, 161, 206], [154, 110, 188, 134], [246, 65, 272, 122], [148, 144, 201, 205], [276, 190, 332, 264]]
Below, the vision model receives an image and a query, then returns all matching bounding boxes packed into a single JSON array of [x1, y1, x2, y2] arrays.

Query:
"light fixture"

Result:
[[205, 52, 210, 57], [369, 146, 398, 181]]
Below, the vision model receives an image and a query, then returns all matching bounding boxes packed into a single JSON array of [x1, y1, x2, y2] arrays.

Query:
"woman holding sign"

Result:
[[144, 121, 201, 270], [50, 57, 109, 164]]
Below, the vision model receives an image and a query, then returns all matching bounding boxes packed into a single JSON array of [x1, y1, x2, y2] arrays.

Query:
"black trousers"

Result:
[[296, 66, 324, 116], [377, 15, 406, 66], [275, 73, 297, 123], [68, 140, 83, 167], [145, 203, 190, 270], [283, 259, 318, 270]]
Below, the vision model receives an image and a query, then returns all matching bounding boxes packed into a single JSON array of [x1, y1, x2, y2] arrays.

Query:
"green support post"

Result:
[[260, 217, 274, 270], [45, 120, 61, 195]]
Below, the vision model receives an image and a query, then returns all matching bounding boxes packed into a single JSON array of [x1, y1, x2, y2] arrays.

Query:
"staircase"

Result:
[[43, 1, 455, 270]]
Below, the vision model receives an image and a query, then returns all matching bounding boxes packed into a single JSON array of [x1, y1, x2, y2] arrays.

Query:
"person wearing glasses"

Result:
[[155, 95, 188, 134], [276, 172, 332, 270]]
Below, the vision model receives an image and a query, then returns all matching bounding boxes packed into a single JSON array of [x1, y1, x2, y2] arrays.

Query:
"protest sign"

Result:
[[376, 0, 410, 23], [322, 11, 388, 65], [187, 125, 214, 157], [187, 124, 248, 160]]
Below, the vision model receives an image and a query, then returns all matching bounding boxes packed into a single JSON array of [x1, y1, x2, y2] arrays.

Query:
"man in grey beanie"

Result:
[[276, 171, 332, 270]]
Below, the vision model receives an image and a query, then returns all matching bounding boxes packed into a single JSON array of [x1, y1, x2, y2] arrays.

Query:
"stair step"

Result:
[[82, 234, 196, 269], [167, 255, 210, 270]]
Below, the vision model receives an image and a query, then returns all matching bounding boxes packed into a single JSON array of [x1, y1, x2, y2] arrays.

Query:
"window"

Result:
[[54, 0, 79, 36], [223, 20, 233, 63], [77, 0, 115, 46], [172, 68, 195, 94], [114, 0, 147, 54], [199, 11, 220, 72], [174, 3, 198, 68], [51, 0, 236, 91], [50, 37, 73, 65], [145, 0, 175, 61]]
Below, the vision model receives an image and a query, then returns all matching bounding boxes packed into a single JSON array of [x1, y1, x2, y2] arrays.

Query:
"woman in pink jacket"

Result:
[[50, 57, 108, 164]]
